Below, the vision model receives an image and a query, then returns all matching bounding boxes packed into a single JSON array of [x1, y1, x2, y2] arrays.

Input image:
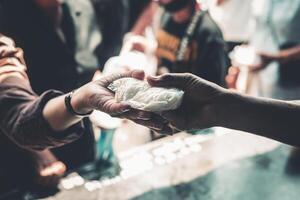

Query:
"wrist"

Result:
[[213, 89, 237, 127], [278, 51, 290, 63], [69, 88, 93, 115]]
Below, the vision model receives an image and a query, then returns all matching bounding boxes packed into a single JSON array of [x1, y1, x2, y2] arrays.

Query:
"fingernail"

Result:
[[121, 109, 131, 113], [149, 76, 159, 80]]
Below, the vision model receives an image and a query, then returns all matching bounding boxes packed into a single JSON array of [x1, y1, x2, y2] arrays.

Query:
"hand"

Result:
[[250, 52, 279, 72], [147, 73, 227, 133], [225, 66, 240, 89], [0, 35, 29, 82], [72, 70, 170, 132]]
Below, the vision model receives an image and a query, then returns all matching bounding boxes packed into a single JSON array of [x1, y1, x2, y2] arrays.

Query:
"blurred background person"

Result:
[[226, 0, 300, 98], [155, 0, 229, 86], [250, 0, 300, 88], [92, 0, 128, 68], [121, 0, 229, 86], [208, 0, 253, 51]]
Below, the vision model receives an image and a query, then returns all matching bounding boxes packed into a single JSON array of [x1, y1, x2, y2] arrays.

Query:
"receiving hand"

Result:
[[147, 73, 227, 133], [72, 70, 170, 132]]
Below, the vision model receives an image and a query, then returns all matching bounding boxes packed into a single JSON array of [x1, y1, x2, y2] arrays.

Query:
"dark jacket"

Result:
[[0, 0, 96, 171], [157, 11, 229, 86]]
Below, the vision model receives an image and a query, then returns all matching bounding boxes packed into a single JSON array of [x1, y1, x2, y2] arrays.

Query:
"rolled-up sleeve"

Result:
[[0, 35, 84, 150]]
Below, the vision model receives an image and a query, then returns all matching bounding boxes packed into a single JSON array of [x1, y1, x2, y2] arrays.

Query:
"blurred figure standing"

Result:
[[155, 0, 229, 86], [209, 0, 253, 51], [226, 0, 300, 98], [250, 0, 300, 89]]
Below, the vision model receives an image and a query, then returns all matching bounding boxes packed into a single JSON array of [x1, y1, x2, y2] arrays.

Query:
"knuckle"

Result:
[[161, 74, 173, 81]]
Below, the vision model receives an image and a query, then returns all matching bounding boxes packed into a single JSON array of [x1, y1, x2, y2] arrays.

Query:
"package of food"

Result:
[[108, 78, 184, 112]]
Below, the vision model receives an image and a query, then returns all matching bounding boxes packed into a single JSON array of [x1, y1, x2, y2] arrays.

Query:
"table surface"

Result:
[[41, 128, 300, 200]]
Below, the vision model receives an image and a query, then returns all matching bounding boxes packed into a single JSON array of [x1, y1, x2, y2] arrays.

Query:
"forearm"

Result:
[[42, 94, 83, 131], [131, 2, 157, 35], [217, 91, 300, 146], [279, 45, 300, 63]]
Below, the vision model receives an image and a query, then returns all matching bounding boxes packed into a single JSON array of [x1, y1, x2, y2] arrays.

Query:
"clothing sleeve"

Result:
[[193, 13, 230, 86], [202, 39, 229, 86], [0, 35, 84, 151]]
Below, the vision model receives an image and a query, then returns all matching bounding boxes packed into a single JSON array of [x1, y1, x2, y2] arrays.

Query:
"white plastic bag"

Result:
[[108, 78, 184, 112]]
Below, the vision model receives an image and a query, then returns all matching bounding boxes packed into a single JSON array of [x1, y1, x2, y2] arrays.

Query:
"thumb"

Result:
[[147, 73, 190, 89]]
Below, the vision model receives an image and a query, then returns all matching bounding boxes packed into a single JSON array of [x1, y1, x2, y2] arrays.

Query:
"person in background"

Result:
[[226, 0, 300, 94], [92, 0, 129, 68], [126, 0, 152, 32], [155, 0, 229, 86], [0, 0, 100, 185], [208, 0, 253, 51]]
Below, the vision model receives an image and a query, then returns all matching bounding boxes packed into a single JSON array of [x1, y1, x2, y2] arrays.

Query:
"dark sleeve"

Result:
[[198, 39, 229, 86], [0, 77, 85, 151], [0, 34, 85, 150], [93, 0, 128, 70], [193, 14, 229, 86]]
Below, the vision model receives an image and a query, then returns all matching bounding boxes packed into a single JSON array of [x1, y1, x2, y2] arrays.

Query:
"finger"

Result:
[[0, 35, 15, 47], [14, 48, 26, 65], [228, 66, 240, 76], [132, 119, 165, 131], [155, 124, 174, 135], [114, 109, 152, 120], [99, 70, 145, 88], [52, 162, 66, 176], [0, 46, 17, 57], [0, 45, 27, 67], [0, 65, 26, 74], [0, 58, 26, 70], [101, 98, 131, 115], [0, 72, 28, 82], [151, 123, 180, 135], [147, 73, 192, 89]]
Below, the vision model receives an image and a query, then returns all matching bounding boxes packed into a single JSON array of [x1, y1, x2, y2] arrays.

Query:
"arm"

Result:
[[216, 91, 300, 146], [130, 1, 157, 35], [0, 35, 164, 150], [147, 73, 300, 147], [276, 45, 300, 63], [251, 45, 300, 71]]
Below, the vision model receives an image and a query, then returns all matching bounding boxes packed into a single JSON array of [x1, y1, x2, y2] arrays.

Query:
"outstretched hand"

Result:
[[73, 70, 172, 133], [147, 73, 227, 134]]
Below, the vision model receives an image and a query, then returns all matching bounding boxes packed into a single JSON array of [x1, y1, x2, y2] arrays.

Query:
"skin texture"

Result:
[[147, 73, 224, 132], [0, 35, 166, 188], [147, 73, 300, 147]]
